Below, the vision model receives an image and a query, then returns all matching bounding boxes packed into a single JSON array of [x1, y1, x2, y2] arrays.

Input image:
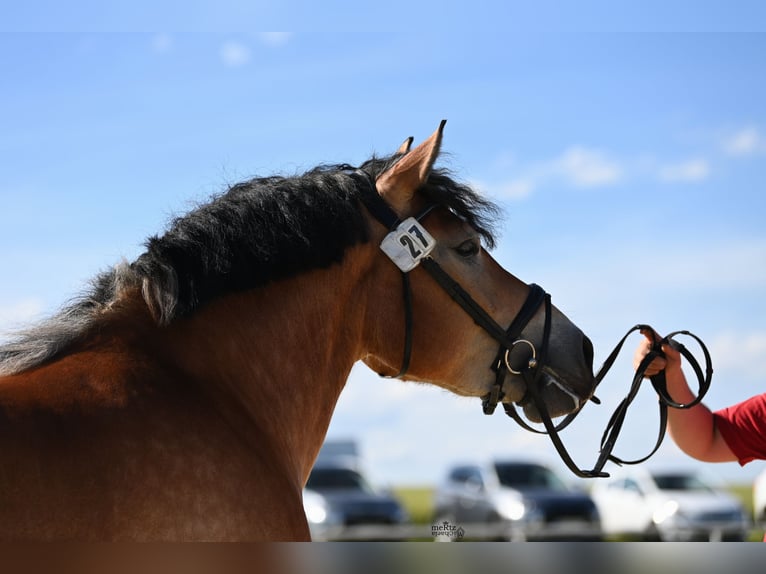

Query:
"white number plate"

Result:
[[380, 217, 436, 272]]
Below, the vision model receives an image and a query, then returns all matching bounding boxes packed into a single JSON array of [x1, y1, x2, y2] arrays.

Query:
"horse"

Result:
[[0, 121, 596, 540]]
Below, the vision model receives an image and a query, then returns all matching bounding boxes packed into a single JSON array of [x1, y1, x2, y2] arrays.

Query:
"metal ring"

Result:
[[504, 339, 537, 375]]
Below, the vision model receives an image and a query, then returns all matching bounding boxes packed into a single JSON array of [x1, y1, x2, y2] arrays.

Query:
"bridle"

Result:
[[355, 170, 550, 378], [355, 170, 713, 478]]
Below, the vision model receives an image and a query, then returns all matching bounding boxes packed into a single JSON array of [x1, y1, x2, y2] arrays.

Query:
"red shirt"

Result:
[[713, 393, 766, 465]]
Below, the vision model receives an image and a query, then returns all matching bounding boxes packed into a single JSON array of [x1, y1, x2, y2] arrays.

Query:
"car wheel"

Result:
[[642, 523, 662, 542]]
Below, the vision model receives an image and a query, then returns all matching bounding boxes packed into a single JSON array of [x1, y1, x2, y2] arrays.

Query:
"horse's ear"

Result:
[[396, 136, 414, 155], [377, 120, 446, 214]]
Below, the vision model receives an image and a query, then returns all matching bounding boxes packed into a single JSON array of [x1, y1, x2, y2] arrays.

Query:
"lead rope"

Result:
[[501, 324, 713, 478]]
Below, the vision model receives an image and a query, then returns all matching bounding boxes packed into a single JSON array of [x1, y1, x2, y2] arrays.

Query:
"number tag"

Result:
[[380, 217, 436, 272]]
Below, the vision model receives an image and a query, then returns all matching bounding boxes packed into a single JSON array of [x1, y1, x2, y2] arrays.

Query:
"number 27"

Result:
[[399, 225, 430, 259]]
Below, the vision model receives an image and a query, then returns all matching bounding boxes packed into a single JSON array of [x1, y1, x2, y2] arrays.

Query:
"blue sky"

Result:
[[2, 21, 766, 487]]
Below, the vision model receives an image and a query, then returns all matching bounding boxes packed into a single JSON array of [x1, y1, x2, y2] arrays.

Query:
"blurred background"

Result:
[[2, 3, 765, 541]]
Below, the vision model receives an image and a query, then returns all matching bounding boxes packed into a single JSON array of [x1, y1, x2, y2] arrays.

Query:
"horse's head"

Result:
[[360, 121, 595, 422]]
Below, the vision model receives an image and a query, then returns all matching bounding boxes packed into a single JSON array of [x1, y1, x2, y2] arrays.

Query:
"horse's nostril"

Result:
[[582, 335, 595, 372]]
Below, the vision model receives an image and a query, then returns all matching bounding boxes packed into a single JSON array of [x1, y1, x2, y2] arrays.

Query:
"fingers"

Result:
[[640, 326, 661, 344], [634, 327, 684, 376], [661, 341, 682, 364], [642, 357, 667, 377], [633, 331, 667, 376], [638, 327, 681, 359], [633, 337, 652, 369], [634, 351, 667, 376]]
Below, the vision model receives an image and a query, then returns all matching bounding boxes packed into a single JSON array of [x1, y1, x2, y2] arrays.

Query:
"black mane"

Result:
[[134, 167, 368, 324], [0, 154, 499, 374]]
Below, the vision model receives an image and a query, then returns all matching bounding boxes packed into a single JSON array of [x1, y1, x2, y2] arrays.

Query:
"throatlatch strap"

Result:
[[385, 272, 413, 379]]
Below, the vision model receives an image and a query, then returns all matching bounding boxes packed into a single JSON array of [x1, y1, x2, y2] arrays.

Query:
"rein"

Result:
[[354, 171, 713, 478], [503, 325, 713, 478]]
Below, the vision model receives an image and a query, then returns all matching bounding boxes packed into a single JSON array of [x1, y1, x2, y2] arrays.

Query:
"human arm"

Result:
[[634, 329, 737, 463]]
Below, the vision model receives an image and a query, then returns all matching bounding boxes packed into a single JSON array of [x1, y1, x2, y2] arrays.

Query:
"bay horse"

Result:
[[0, 122, 595, 540]]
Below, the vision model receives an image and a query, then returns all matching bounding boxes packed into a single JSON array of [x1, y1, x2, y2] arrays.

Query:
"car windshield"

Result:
[[652, 473, 714, 493], [494, 463, 569, 491], [306, 467, 374, 493]]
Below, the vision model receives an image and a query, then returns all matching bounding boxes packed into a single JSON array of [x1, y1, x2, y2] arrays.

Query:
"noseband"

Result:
[[355, 171, 712, 478]]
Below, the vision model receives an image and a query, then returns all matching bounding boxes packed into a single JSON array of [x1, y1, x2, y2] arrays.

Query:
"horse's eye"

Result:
[[455, 239, 481, 258]]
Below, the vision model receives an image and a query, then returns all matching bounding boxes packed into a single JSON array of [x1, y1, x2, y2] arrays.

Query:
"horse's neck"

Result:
[[160, 260, 369, 485]]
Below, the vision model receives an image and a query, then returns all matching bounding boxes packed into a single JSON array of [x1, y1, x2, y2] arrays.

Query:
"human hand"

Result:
[[633, 327, 682, 377]]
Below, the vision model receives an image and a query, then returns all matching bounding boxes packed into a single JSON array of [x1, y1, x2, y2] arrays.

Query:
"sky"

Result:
[[2, 12, 766, 489]]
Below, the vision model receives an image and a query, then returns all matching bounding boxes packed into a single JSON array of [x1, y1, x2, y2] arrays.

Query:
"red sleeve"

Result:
[[713, 393, 766, 465]]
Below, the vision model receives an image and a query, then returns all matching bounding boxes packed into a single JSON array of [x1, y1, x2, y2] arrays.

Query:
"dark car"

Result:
[[304, 459, 409, 539], [433, 460, 601, 540]]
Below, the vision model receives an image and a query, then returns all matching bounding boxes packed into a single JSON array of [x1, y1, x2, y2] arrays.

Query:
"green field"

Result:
[[392, 486, 435, 525]]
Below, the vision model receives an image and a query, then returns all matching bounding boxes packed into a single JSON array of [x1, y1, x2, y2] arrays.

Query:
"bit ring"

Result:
[[504, 339, 538, 375]]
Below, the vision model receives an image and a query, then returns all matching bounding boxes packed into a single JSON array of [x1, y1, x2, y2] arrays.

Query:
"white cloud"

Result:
[[501, 179, 535, 199], [487, 143, 723, 201], [220, 41, 251, 67], [556, 146, 622, 188], [657, 158, 710, 183], [485, 123, 764, 202], [258, 32, 293, 47], [473, 177, 534, 200], [487, 146, 622, 200], [723, 126, 763, 156]]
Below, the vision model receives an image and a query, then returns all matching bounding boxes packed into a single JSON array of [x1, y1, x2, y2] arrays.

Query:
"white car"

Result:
[[752, 468, 766, 523], [591, 468, 750, 541]]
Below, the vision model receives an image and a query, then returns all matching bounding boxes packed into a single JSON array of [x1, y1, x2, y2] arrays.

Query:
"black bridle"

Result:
[[355, 171, 549, 379], [355, 171, 713, 478]]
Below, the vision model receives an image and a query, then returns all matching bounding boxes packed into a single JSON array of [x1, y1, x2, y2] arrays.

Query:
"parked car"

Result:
[[303, 487, 343, 541], [590, 468, 750, 541], [433, 460, 601, 540], [304, 458, 409, 539], [752, 468, 766, 523]]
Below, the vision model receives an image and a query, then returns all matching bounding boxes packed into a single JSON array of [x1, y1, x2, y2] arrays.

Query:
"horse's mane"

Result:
[[0, 154, 499, 376]]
